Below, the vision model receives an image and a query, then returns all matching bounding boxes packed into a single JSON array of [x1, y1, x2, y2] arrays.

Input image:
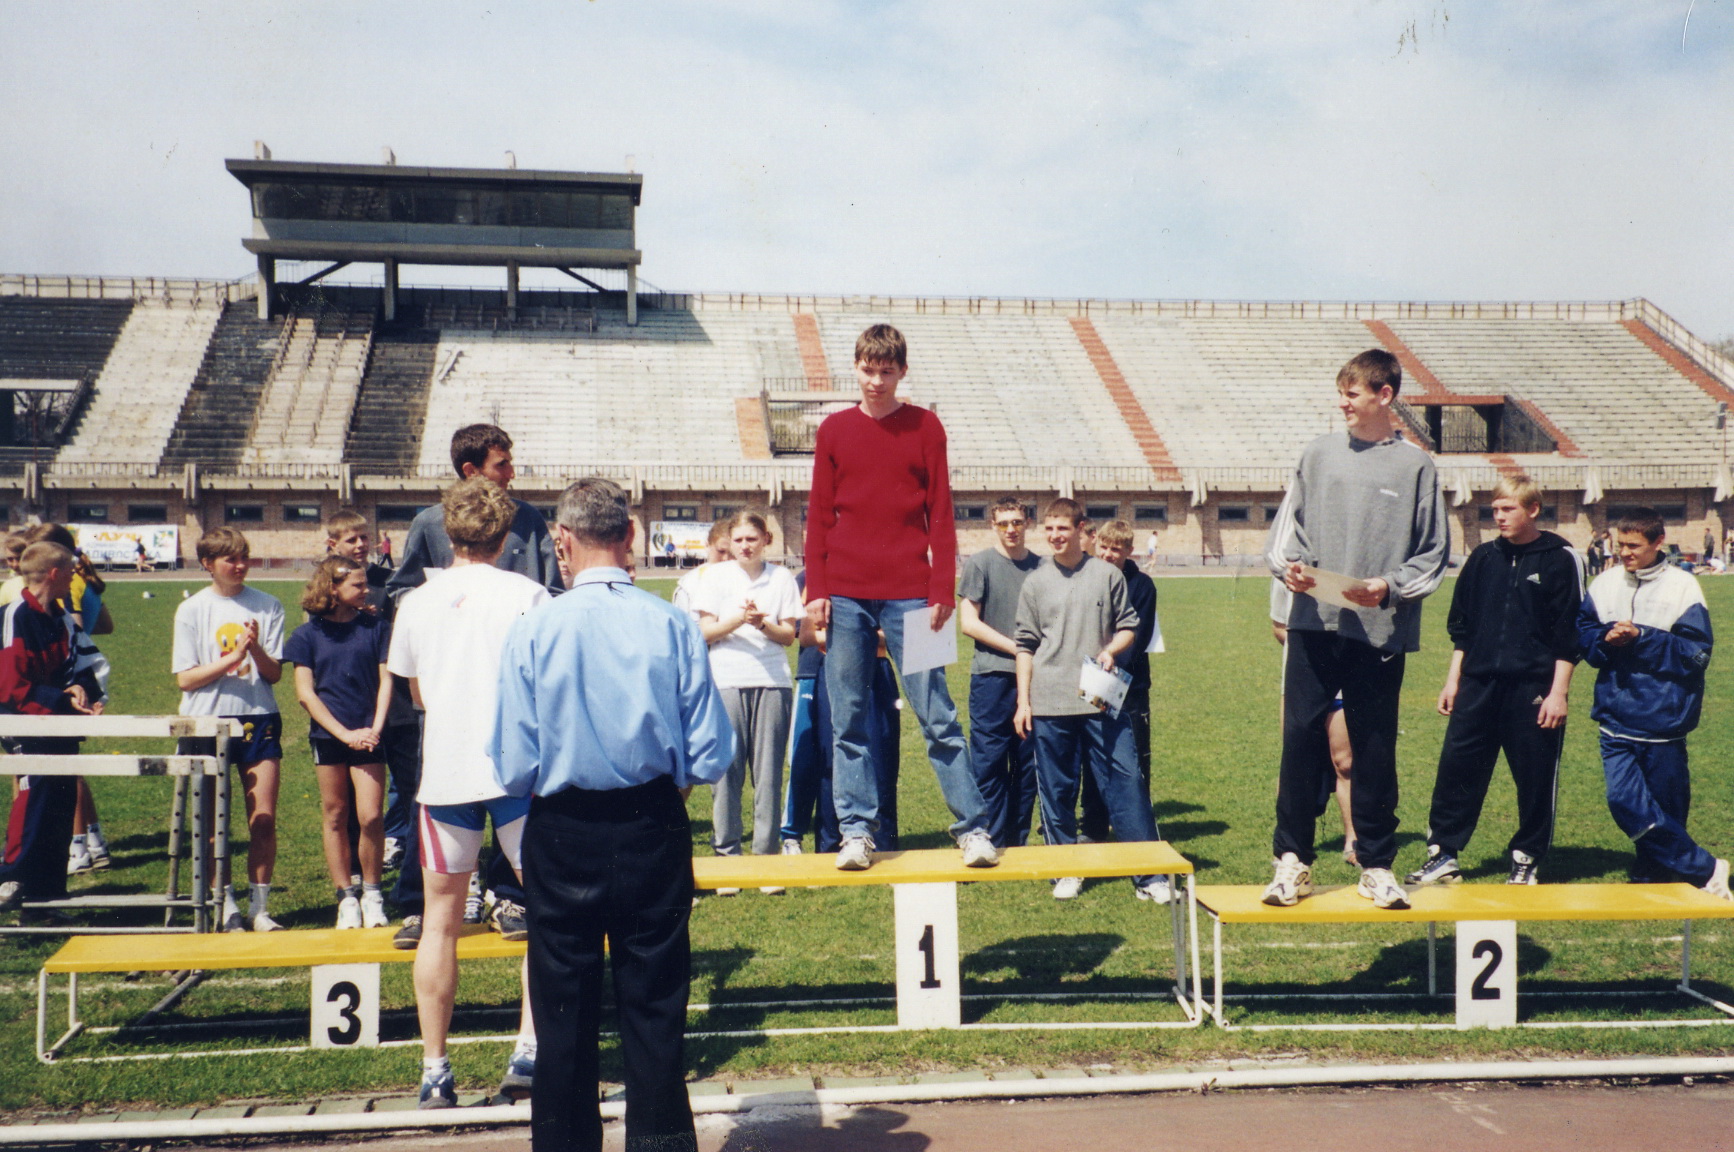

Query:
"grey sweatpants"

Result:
[[713, 686, 793, 856]]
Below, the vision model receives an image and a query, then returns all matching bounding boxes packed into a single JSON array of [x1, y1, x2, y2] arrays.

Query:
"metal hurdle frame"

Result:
[[0, 715, 238, 937]]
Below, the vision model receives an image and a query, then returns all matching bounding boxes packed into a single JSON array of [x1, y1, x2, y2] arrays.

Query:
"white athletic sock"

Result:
[[362, 881, 381, 895], [423, 1054, 451, 1079], [223, 888, 241, 918], [249, 883, 270, 917], [86, 821, 104, 845], [69, 836, 84, 852]]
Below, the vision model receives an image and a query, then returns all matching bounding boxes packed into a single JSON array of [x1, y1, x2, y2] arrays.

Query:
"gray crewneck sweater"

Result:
[[1264, 430, 1449, 653]]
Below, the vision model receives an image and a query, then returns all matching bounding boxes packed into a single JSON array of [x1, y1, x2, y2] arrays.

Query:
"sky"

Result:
[[3, 1, 1732, 338]]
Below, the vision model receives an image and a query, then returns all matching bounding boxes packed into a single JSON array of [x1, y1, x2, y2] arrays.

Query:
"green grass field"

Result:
[[5, 571, 1734, 1113]]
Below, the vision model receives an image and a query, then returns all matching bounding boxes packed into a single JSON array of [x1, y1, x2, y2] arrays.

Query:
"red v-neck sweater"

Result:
[[805, 403, 956, 605]]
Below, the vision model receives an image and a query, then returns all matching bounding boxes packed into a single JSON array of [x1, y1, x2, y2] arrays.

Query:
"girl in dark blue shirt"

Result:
[[285, 556, 393, 930]]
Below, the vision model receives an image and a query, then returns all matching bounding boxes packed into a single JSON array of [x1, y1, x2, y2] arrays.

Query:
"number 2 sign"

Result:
[[1454, 920, 1517, 1030]]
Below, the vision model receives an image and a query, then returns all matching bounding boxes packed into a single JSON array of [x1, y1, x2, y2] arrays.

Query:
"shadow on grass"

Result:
[[1153, 799, 1205, 820], [715, 1104, 929, 1151]]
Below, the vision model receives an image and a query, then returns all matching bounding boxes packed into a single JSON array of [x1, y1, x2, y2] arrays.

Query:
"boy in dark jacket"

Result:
[[1407, 476, 1583, 887], [1576, 507, 1728, 897]]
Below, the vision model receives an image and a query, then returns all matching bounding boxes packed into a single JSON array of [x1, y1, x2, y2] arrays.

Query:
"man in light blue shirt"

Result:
[[490, 477, 733, 1152]]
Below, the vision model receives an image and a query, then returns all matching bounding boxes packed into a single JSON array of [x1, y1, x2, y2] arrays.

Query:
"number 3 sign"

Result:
[[1454, 920, 1517, 1030], [311, 963, 381, 1048]]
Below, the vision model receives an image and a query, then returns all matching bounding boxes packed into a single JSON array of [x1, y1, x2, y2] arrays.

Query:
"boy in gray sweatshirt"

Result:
[[1263, 349, 1449, 909]]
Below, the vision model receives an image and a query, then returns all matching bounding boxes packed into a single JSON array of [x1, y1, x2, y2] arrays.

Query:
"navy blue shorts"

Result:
[[178, 713, 284, 768], [309, 732, 384, 767]]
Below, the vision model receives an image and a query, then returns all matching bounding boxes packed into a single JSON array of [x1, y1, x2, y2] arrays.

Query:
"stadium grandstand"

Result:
[[2, 156, 1733, 569]]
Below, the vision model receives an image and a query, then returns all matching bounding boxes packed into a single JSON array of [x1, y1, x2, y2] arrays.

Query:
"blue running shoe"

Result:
[[498, 1052, 534, 1101], [419, 1070, 457, 1110]]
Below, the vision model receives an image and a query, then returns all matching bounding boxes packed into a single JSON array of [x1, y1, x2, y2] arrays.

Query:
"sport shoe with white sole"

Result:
[[86, 832, 111, 870], [382, 837, 405, 871], [419, 1070, 457, 1110], [959, 828, 1000, 868], [1508, 850, 1539, 886], [393, 915, 423, 949], [781, 838, 802, 855], [1135, 877, 1173, 905], [1052, 876, 1083, 900], [1405, 847, 1462, 887], [490, 898, 528, 942], [836, 836, 874, 871], [252, 911, 283, 932], [1357, 867, 1411, 910], [1262, 852, 1313, 907], [1704, 858, 1732, 902], [361, 889, 389, 928], [67, 841, 93, 876], [336, 894, 363, 929]]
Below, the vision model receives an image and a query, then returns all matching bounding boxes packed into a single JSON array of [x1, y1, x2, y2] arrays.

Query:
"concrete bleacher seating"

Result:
[[413, 308, 796, 470], [1387, 319, 1724, 463], [0, 297, 135, 383], [244, 310, 373, 465], [344, 326, 441, 473], [804, 312, 1149, 469], [161, 305, 288, 468], [60, 301, 223, 465]]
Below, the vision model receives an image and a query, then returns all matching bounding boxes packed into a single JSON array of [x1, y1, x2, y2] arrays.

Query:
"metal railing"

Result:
[[0, 274, 253, 306]]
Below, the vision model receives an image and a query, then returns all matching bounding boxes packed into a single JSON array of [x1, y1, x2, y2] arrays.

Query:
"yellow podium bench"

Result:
[[38, 842, 1198, 1062], [1195, 882, 1734, 1031]]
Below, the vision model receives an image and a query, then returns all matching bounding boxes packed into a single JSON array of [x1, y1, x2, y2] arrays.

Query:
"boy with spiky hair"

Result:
[[1408, 475, 1582, 888], [959, 496, 1042, 848], [1263, 348, 1449, 910], [804, 324, 998, 872], [1576, 506, 1729, 898]]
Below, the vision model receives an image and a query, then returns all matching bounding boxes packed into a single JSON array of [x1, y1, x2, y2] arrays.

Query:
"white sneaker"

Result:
[[382, 837, 405, 871], [959, 828, 1001, 868], [1705, 858, 1733, 902], [67, 841, 94, 876], [1357, 867, 1411, 910], [336, 894, 363, 929], [361, 889, 389, 928], [252, 911, 283, 932], [780, 838, 802, 855], [836, 836, 875, 871], [1262, 852, 1313, 907], [1135, 877, 1173, 905], [715, 887, 741, 897], [86, 831, 111, 870], [1052, 876, 1083, 900], [759, 886, 786, 895]]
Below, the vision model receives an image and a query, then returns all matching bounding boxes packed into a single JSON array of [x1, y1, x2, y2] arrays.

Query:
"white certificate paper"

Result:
[[900, 605, 958, 675], [1078, 658, 1133, 717], [1297, 566, 1372, 611]]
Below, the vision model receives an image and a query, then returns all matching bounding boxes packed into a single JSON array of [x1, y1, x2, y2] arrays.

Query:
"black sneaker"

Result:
[[490, 899, 528, 942], [1404, 847, 1462, 887], [393, 914, 423, 950]]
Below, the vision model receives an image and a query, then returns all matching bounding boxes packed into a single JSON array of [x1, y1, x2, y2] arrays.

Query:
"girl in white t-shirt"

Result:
[[693, 512, 803, 883]]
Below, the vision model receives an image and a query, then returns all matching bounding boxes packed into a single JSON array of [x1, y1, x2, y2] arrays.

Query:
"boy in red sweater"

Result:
[[805, 325, 998, 871]]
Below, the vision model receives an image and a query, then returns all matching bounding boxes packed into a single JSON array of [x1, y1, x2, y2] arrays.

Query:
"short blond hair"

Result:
[[324, 508, 367, 541], [1492, 473, 1543, 509], [1096, 519, 1134, 550], [19, 541, 73, 580], [443, 476, 515, 556]]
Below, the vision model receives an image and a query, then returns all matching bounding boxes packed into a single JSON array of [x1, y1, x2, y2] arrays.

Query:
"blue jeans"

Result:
[[826, 596, 986, 843], [968, 671, 1038, 848], [784, 658, 904, 851], [1032, 712, 1159, 885], [1601, 733, 1716, 884]]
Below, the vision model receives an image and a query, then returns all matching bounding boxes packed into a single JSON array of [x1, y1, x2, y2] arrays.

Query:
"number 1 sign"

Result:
[[893, 882, 961, 1029]]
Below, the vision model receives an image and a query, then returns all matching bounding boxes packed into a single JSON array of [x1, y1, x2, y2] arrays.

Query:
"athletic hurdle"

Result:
[[1196, 882, 1734, 1031], [0, 714, 238, 936]]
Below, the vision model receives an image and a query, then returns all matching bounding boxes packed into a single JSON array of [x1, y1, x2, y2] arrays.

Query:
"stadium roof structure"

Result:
[[226, 156, 644, 324]]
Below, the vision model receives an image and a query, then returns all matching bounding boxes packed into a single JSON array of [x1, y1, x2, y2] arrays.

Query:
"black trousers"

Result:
[[1274, 631, 1405, 869], [1424, 673, 1562, 861], [0, 739, 81, 901], [524, 777, 696, 1152]]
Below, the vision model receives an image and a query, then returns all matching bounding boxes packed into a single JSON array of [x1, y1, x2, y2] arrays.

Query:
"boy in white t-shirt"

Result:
[[387, 478, 549, 1109], [691, 513, 803, 879], [172, 527, 286, 933]]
